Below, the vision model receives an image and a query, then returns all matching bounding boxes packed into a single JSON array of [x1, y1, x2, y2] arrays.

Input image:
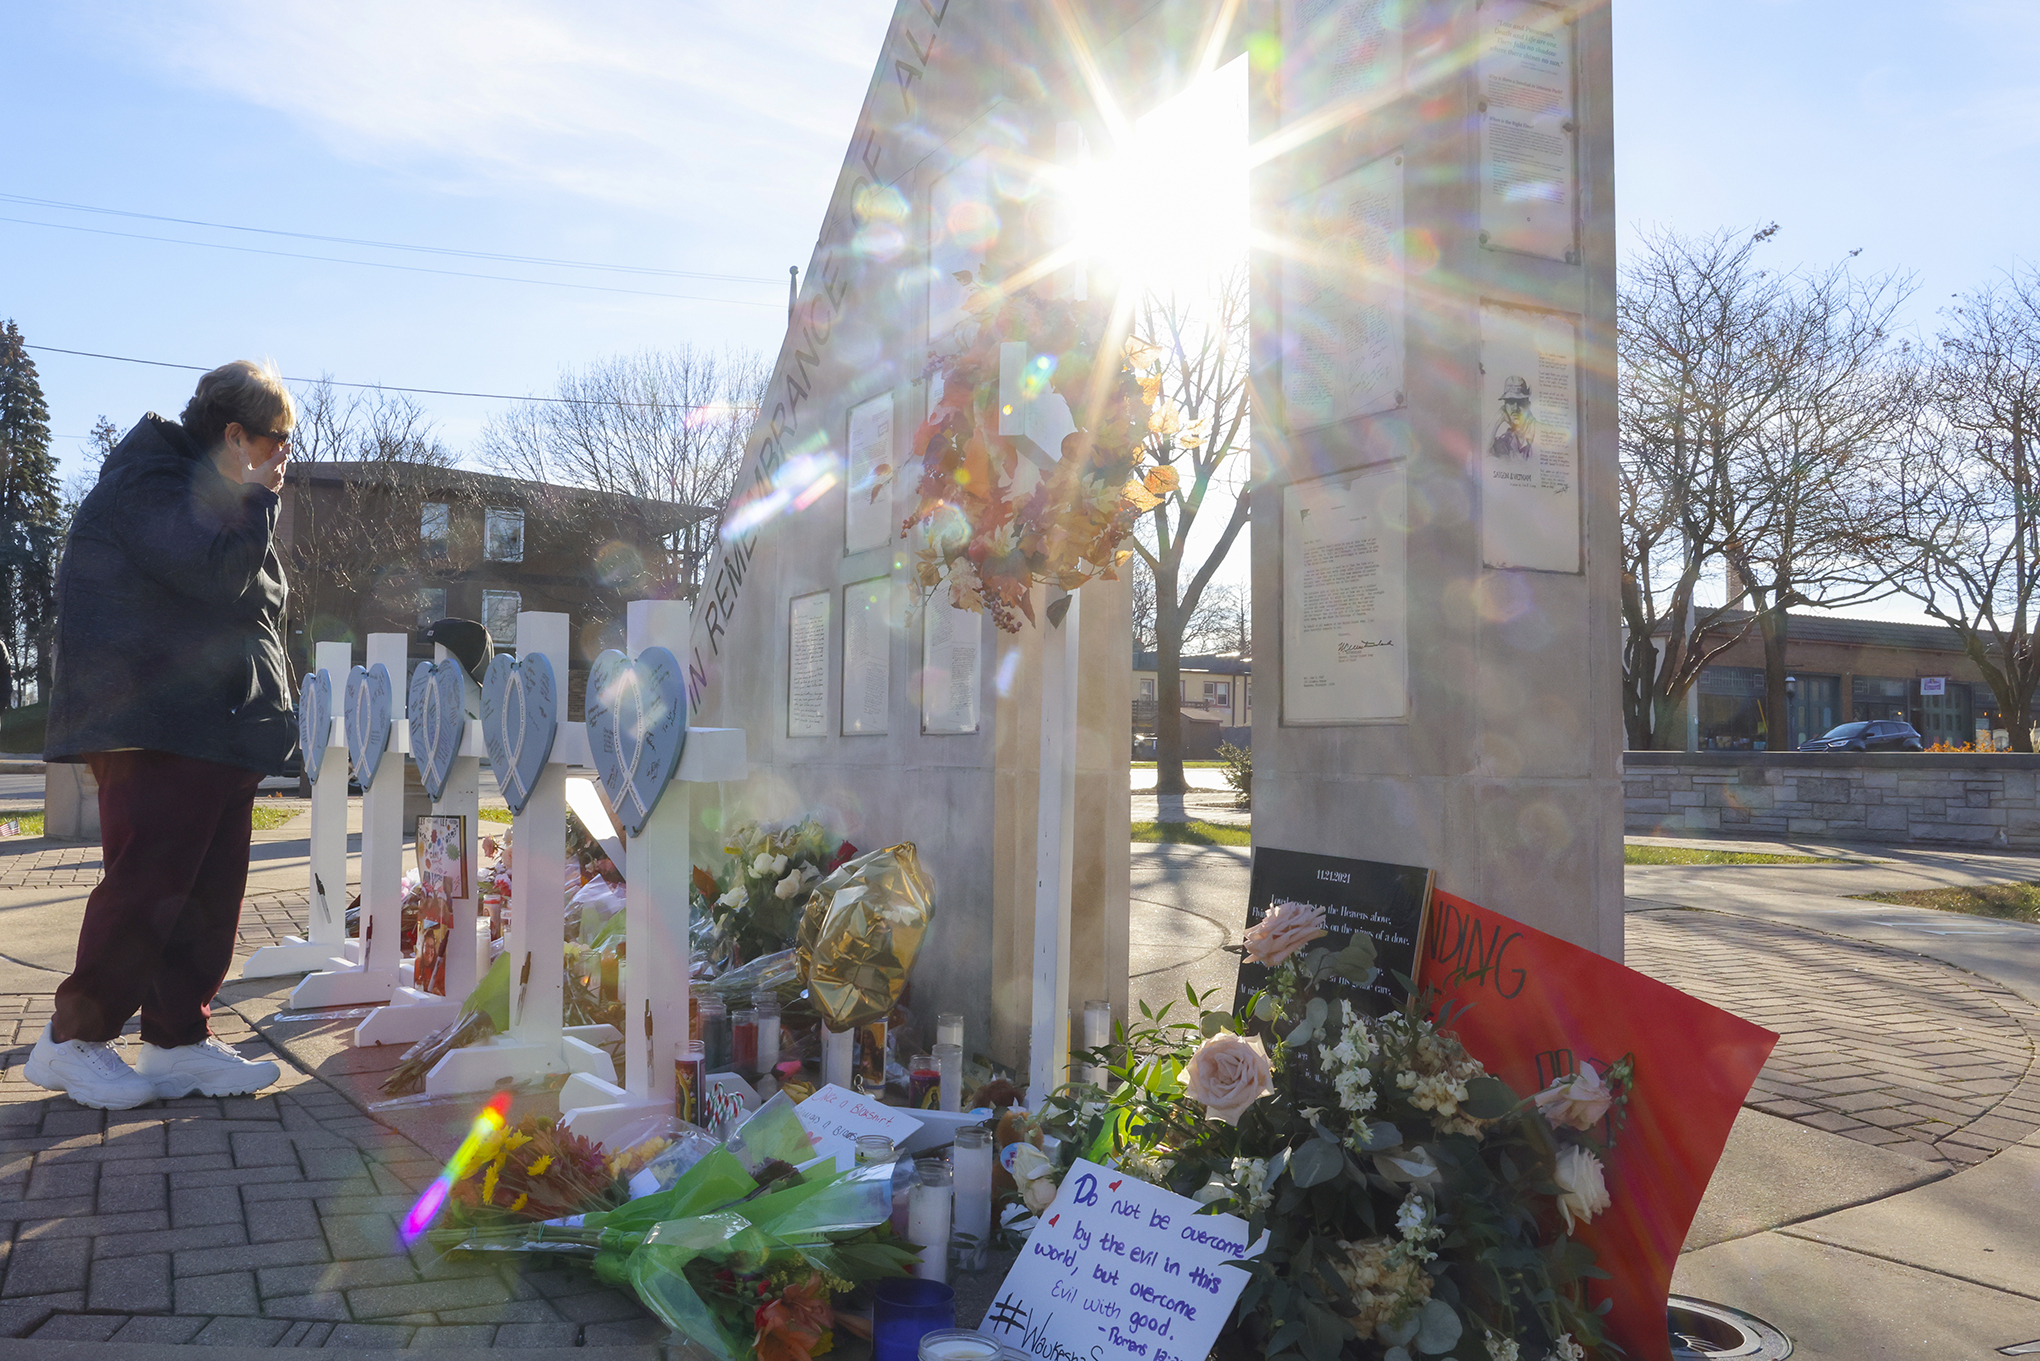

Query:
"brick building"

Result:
[[278, 461, 712, 706], [1659, 611, 2013, 751]]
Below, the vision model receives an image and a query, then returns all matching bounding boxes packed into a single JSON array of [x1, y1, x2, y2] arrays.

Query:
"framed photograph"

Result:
[[416, 813, 469, 900]]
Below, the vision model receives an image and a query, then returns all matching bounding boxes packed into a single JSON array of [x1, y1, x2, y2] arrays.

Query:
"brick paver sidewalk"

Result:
[[1629, 906, 2040, 1166]]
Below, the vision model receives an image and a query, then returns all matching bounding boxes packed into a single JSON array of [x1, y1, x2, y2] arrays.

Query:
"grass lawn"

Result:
[[1131, 820, 1251, 847], [1623, 844, 1844, 866], [1852, 882, 2040, 923], [1131, 760, 1229, 769], [0, 810, 43, 838], [480, 807, 514, 823], [250, 805, 300, 830]]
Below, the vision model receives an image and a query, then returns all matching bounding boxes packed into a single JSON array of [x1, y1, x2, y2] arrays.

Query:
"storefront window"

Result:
[[1851, 676, 1910, 723], [1696, 666, 1766, 749]]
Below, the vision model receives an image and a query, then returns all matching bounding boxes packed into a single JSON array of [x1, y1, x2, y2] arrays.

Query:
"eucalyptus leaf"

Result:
[[1200, 1012, 1230, 1038], [1356, 1120, 1403, 1152], [1413, 1298, 1462, 1354], [1328, 935, 1377, 981], [1385, 1349, 1412, 1361], [1460, 1076, 1518, 1121], [1289, 1138, 1344, 1189], [1378, 1315, 1418, 1347]]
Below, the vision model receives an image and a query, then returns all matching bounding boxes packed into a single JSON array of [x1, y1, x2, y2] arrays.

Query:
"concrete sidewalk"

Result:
[[4, 830, 2039, 1355]]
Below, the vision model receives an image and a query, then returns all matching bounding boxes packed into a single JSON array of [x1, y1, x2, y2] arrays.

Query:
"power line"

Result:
[[0, 215, 778, 307], [25, 344, 760, 412], [0, 192, 784, 284]]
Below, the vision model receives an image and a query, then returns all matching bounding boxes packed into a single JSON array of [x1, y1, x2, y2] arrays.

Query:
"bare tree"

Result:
[[1129, 272, 1253, 795], [283, 380, 473, 667], [480, 348, 765, 589], [1129, 556, 1157, 655], [1617, 226, 1910, 749], [1886, 270, 2040, 750], [1719, 257, 1915, 746]]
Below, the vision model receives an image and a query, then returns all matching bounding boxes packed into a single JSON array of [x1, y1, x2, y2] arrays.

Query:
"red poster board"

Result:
[[1418, 892, 1777, 1361]]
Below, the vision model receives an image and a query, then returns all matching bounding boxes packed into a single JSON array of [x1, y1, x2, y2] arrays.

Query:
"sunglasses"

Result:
[[242, 426, 292, 445]]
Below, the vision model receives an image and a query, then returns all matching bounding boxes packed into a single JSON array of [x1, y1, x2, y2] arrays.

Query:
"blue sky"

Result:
[[5, 0, 2036, 608]]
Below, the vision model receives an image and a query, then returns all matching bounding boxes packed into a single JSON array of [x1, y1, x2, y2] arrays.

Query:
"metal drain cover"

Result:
[[1668, 1297, 1793, 1359]]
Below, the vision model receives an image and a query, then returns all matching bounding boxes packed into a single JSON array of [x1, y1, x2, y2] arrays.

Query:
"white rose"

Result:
[[773, 871, 806, 900], [1010, 1143, 1060, 1214], [717, 886, 746, 909], [1533, 1064, 1614, 1132], [1552, 1146, 1610, 1233]]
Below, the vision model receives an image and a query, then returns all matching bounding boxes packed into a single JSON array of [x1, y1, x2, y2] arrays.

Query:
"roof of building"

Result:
[[1651, 607, 1973, 656], [1133, 652, 1252, 675], [287, 460, 714, 526]]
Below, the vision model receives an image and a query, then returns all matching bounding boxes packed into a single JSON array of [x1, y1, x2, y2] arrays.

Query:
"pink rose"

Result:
[[1243, 900, 1327, 968], [1533, 1063, 1614, 1132], [1182, 1032, 1275, 1125]]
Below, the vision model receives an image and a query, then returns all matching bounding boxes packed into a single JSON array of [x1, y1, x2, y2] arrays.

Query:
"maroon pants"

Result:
[[52, 751, 262, 1047]]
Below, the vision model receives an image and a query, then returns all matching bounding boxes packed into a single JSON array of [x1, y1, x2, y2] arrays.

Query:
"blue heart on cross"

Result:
[[407, 659, 468, 803], [345, 663, 394, 789], [298, 669, 332, 784], [481, 652, 558, 815], [584, 647, 687, 838]]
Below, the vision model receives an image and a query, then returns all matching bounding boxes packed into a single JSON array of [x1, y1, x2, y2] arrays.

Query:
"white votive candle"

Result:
[[1081, 999, 1112, 1087], [821, 1023, 855, 1089], [936, 1012, 964, 1050], [907, 1159, 953, 1283], [935, 1042, 963, 1113], [950, 1126, 993, 1272]]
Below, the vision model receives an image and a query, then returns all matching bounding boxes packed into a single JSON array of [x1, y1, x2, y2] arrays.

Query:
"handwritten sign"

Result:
[[984, 1159, 1255, 1361], [794, 1083, 924, 1147], [1420, 892, 1778, 1361], [1233, 848, 1433, 1018]]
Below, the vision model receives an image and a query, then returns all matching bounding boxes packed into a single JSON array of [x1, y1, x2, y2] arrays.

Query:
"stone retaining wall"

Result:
[[1623, 751, 2040, 848]]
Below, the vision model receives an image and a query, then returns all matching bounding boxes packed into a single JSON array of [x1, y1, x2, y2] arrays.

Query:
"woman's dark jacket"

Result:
[[43, 413, 297, 775]]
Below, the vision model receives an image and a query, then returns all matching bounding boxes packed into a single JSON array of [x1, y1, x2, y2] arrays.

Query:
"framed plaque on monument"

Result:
[[841, 577, 891, 736], [1478, 302, 1581, 573], [1477, 0, 1577, 262], [844, 392, 895, 555], [1281, 462, 1408, 724], [1281, 150, 1405, 432], [787, 591, 830, 738]]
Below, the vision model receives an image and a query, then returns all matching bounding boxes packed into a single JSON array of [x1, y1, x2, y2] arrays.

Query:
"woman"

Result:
[[26, 360, 297, 1109]]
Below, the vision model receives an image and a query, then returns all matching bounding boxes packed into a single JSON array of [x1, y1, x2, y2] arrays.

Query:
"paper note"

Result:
[[983, 1158, 1256, 1361]]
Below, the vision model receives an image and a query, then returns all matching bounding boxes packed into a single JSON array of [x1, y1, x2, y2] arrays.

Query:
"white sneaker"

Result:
[[23, 1024, 159, 1110], [136, 1036, 282, 1098]]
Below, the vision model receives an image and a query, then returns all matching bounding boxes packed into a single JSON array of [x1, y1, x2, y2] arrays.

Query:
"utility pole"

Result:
[[788, 266, 799, 323]]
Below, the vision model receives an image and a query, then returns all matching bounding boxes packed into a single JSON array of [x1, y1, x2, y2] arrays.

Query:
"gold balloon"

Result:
[[795, 843, 934, 1030]]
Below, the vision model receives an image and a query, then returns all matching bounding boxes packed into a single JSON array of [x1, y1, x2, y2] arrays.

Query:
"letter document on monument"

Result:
[[1280, 0, 1402, 123], [787, 591, 830, 738], [1478, 0, 1575, 260], [841, 578, 891, 735], [1479, 303, 1580, 573], [1281, 151, 1404, 431], [920, 597, 981, 734], [844, 392, 895, 555], [1282, 462, 1407, 724]]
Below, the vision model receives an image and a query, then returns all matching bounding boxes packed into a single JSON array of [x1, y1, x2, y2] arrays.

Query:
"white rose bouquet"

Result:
[[1022, 921, 1635, 1360]]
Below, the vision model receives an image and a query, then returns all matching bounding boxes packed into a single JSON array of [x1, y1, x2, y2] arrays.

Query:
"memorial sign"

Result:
[[845, 392, 896, 555], [793, 1083, 925, 1148], [1280, 151, 1404, 431], [982, 1158, 1256, 1361], [1420, 891, 1778, 1359], [1477, 0, 1576, 261], [921, 597, 982, 734], [788, 591, 830, 738], [1279, 0, 1402, 125], [1233, 847, 1433, 1017], [842, 577, 891, 736], [1280, 462, 1407, 724], [482, 652, 557, 815], [1479, 302, 1580, 573]]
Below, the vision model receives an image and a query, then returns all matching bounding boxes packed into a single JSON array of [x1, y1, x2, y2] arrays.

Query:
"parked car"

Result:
[[1799, 720, 1925, 753]]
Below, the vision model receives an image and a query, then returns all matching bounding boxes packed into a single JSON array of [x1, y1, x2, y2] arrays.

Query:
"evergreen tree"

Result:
[[0, 322, 61, 707]]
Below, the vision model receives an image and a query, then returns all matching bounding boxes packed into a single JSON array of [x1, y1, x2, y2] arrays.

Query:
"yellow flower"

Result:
[[482, 1163, 500, 1204], [509, 1192, 529, 1213], [504, 1131, 534, 1152], [527, 1153, 555, 1178]]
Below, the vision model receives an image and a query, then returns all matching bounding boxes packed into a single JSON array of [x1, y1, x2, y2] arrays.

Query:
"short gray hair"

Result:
[[181, 360, 295, 452]]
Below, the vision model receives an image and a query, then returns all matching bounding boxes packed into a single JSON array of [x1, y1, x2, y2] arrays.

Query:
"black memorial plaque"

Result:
[[1233, 847, 1435, 1018]]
